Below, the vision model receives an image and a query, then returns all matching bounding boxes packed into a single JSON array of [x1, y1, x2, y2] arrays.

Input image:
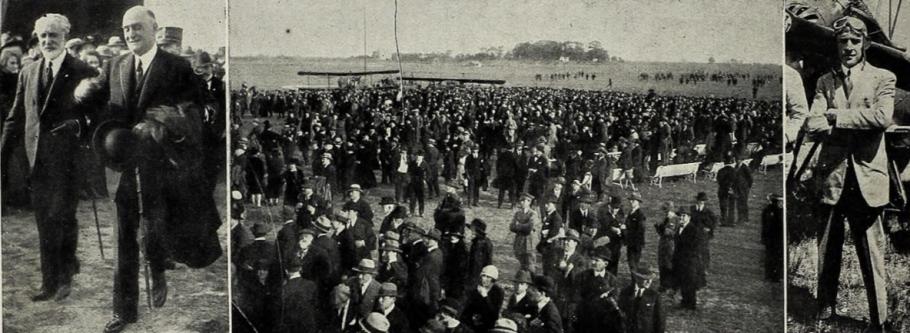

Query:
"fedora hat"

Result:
[[696, 192, 709, 201], [380, 196, 396, 206], [490, 318, 519, 333], [512, 270, 534, 284], [311, 216, 333, 233], [563, 229, 581, 242], [251, 222, 270, 237], [378, 282, 398, 297], [628, 192, 643, 202], [592, 246, 613, 261], [347, 184, 363, 193], [92, 119, 139, 172], [632, 265, 658, 281], [380, 243, 402, 253], [470, 218, 487, 233], [424, 228, 443, 242], [357, 312, 390, 333], [106, 36, 126, 47], [609, 195, 623, 206], [352, 259, 378, 275]]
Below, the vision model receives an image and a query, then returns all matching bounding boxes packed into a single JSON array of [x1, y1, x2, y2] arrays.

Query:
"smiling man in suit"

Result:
[[803, 15, 896, 332], [76, 6, 204, 333], [0, 13, 99, 303]]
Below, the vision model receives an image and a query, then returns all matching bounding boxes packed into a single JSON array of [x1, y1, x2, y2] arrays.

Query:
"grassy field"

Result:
[[237, 115, 785, 333], [787, 218, 910, 333], [229, 57, 781, 101], [1, 173, 229, 333]]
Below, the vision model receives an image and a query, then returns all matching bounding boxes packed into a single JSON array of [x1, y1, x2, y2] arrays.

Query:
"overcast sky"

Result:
[[145, 0, 226, 52], [229, 0, 783, 63]]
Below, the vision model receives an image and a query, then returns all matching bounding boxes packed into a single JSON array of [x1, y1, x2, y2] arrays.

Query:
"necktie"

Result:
[[135, 58, 145, 93], [42, 60, 53, 99], [841, 70, 853, 98]]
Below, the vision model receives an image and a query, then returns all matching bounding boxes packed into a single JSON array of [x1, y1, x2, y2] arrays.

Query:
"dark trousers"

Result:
[[816, 172, 888, 326], [736, 194, 749, 224], [409, 180, 425, 216], [606, 243, 622, 275], [30, 162, 80, 291], [113, 170, 169, 320], [681, 284, 697, 309], [718, 194, 736, 225], [627, 247, 642, 276], [427, 169, 440, 197], [497, 180, 518, 208], [467, 177, 480, 205], [394, 172, 408, 203]]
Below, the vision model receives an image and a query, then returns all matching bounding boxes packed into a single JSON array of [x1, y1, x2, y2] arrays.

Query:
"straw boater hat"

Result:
[[107, 36, 126, 47]]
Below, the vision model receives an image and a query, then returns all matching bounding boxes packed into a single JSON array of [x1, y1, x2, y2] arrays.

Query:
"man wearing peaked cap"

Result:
[[349, 259, 382, 320], [511, 192, 540, 272]]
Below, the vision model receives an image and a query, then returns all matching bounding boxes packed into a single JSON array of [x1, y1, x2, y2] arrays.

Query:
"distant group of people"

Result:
[[229, 70, 783, 331], [534, 71, 599, 81]]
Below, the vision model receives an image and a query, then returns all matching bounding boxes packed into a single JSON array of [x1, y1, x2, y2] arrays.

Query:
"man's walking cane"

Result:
[[91, 197, 105, 260], [135, 169, 153, 310]]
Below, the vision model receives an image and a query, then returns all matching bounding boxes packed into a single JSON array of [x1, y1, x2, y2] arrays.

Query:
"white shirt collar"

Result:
[[134, 46, 158, 72], [44, 52, 65, 77], [383, 304, 396, 315]]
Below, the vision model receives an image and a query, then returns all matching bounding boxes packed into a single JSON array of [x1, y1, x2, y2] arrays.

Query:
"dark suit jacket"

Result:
[[568, 208, 596, 234], [672, 222, 704, 289], [382, 305, 412, 333], [625, 208, 646, 252], [275, 277, 318, 333], [716, 165, 737, 198], [467, 235, 493, 281], [690, 205, 717, 238], [410, 247, 444, 309], [531, 300, 563, 333], [619, 285, 665, 333], [462, 284, 505, 331], [348, 277, 381, 320]]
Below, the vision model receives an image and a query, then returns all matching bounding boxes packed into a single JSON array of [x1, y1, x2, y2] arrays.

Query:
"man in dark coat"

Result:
[[462, 265, 505, 332], [547, 230, 587, 333], [538, 196, 564, 267], [442, 230, 470, 300], [234, 223, 280, 332], [625, 192, 646, 275], [618, 266, 665, 333], [690, 192, 717, 272], [715, 155, 737, 226], [530, 275, 563, 333], [434, 180, 466, 235], [467, 219, 493, 285], [597, 196, 625, 275], [761, 194, 783, 282], [348, 259, 382, 320], [734, 158, 753, 225], [0, 13, 99, 302], [437, 298, 475, 333], [505, 270, 538, 332], [673, 210, 704, 309], [378, 243, 409, 295], [574, 247, 622, 333], [376, 283, 411, 333], [496, 145, 519, 208], [408, 149, 429, 216], [87, 7, 218, 332], [408, 229, 445, 326], [464, 144, 486, 206], [343, 184, 375, 223], [527, 144, 550, 201], [425, 139, 441, 198], [274, 256, 318, 333]]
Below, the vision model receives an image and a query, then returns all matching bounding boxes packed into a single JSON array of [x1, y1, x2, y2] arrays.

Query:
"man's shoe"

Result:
[[54, 283, 71, 302], [30, 288, 55, 302], [152, 271, 168, 308], [103, 315, 136, 333]]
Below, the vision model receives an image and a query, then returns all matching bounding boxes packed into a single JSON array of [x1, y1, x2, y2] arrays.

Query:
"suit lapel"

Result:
[[120, 55, 133, 109], [40, 54, 72, 116], [137, 49, 165, 111]]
